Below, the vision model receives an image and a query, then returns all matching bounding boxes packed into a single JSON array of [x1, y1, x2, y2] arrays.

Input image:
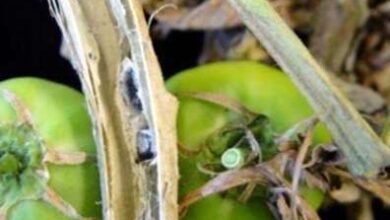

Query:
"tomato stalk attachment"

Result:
[[221, 148, 249, 169]]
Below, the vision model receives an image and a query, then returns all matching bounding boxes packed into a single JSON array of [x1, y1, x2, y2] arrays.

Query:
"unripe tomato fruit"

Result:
[[166, 61, 331, 220], [0, 78, 101, 220]]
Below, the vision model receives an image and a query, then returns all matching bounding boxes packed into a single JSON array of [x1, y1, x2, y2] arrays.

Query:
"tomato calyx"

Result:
[[0, 123, 43, 175], [0, 90, 96, 219], [191, 114, 278, 175], [0, 122, 46, 213]]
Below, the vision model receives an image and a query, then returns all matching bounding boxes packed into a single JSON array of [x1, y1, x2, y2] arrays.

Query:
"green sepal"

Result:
[[246, 115, 278, 160], [204, 114, 278, 164], [0, 123, 46, 216]]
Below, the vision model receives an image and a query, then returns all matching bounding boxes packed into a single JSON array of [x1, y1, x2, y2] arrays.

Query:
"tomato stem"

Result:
[[221, 148, 248, 169]]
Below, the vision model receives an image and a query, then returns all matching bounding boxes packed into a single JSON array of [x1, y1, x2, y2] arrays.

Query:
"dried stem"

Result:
[[291, 129, 313, 220], [227, 0, 390, 177], [48, 0, 178, 219]]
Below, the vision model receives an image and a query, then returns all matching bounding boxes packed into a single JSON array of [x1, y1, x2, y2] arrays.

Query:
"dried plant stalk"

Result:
[[227, 0, 390, 177], [48, 0, 178, 220]]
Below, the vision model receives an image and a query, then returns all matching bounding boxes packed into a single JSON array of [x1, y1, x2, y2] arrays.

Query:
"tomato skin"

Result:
[[0, 78, 101, 219], [166, 61, 331, 220]]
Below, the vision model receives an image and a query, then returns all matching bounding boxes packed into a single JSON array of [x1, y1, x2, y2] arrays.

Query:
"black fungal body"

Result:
[[120, 58, 156, 162], [122, 65, 143, 112]]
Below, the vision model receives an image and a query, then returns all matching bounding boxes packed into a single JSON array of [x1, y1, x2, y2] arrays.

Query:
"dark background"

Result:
[[0, 0, 389, 219], [0, 0, 204, 87]]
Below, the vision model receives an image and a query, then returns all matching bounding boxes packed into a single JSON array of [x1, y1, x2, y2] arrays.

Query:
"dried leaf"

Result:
[[276, 116, 318, 151], [290, 128, 314, 217], [297, 197, 321, 220], [179, 165, 277, 210], [273, 189, 321, 220], [144, 0, 311, 30], [198, 29, 269, 63], [373, 63, 390, 105], [43, 187, 86, 219], [43, 149, 95, 165], [276, 196, 293, 220], [227, 31, 268, 61], [238, 183, 257, 203], [331, 75, 386, 114], [355, 178, 390, 205], [383, 119, 390, 145], [144, 0, 241, 30], [1, 90, 34, 126], [330, 180, 362, 203], [307, 144, 345, 166], [328, 168, 390, 205], [302, 172, 329, 192], [309, 0, 368, 73]]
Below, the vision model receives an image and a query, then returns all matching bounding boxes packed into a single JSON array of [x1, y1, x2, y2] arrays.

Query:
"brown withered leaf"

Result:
[[331, 75, 386, 114], [143, 0, 241, 30], [355, 178, 390, 205], [302, 171, 329, 192], [179, 148, 328, 220], [179, 165, 276, 210], [373, 63, 390, 105], [290, 127, 314, 217], [143, 0, 301, 30], [295, 196, 322, 220], [275, 116, 319, 151], [276, 196, 293, 220], [274, 190, 321, 220], [265, 151, 324, 220], [355, 1, 390, 106], [328, 167, 390, 205], [226, 31, 269, 61], [199, 29, 270, 64], [309, 0, 368, 73], [383, 119, 390, 145], [238, 183, 257, 203], [269, 147, 329, 192], [306, 144, 345, 166], [329, 180, 362, 203]]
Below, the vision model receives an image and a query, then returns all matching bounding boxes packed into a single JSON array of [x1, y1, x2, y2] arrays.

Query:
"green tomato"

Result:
[[0, 77, 101, 220], [166, 61, 331, 220]]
